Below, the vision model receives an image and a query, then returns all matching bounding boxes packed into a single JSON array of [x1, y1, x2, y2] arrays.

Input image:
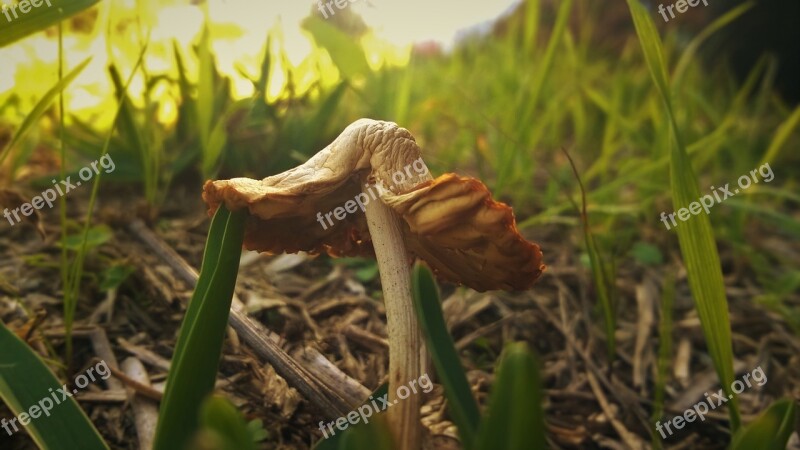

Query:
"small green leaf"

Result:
[[631, 242, 664, 266], [245, 419, 270, 444], [355, 264, 379, 283], [730, 398, 796, 450], [61, 224, 112, 250], [335, 258, 379, 282], [195, 394, 258, 450], [99, 264, 135, 291]]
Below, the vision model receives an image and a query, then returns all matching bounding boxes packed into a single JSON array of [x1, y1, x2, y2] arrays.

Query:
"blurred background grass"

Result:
[[2, 0, 796, 324]]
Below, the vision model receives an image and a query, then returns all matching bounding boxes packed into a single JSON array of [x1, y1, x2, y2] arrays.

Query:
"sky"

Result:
[[210, 0, 520, 60], [0, 0, 521, 105]]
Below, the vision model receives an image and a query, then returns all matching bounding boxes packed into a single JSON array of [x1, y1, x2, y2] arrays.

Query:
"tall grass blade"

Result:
[[625, 0, 741, 430], [0, 321, 108, 449], [562, 148, 617, 359], [0, 58, 91, 170], [671, 2, 754, 91], [108, 64, 151, 199], [57, 21, 69, 339], [498, 0, 572, 193], [153, 205, 246, 450], [62, 46, 146, 363]]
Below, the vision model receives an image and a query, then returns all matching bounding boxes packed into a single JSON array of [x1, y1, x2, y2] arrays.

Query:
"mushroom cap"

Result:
[[203, 119, 544, 291]]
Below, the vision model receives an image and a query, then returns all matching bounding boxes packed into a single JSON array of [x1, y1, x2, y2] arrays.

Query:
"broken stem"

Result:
[[362, 183, 421, 450]]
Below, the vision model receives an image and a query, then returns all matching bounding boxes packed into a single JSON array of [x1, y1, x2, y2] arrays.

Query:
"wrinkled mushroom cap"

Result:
[[203, 119, 544, 291]]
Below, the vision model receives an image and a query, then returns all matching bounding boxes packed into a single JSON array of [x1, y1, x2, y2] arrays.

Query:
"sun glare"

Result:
[[0, 0, 518, 117]]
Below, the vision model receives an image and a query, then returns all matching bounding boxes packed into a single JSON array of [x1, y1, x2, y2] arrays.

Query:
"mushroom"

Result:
[[202, 118, 544, 449]]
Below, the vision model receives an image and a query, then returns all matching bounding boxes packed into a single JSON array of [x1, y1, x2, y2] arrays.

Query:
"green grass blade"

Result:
[[197, 24, 215, 178], [172, 40, 198, 144], [412, 263, 481, 448], [519, 0, 573, 126], [201, 98, 252, 177], [0, 57, 91, 168], [563, 148, 617, 359], [300, 16, 371, 79], [729, 398, 796, 450], [0, 321, 108, 449], [57, 21, 69, 340], [671, 2, 754, 91], [257, 34, 272, 96], [153, 205, 246, 450], [626, 0, 741, 430], [625, 1, 670, 103], [0, 0, 100, 47], [63, 45, 147, 362], [108, 63, 151, 198], [475, 342, 546, 450], [759, 105, 800, 166], [651, 274, 675, 449], [497, 0, 572, 193]]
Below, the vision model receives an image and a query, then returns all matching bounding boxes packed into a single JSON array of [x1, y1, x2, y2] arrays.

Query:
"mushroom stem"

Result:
[[362, 183, 421, 450]]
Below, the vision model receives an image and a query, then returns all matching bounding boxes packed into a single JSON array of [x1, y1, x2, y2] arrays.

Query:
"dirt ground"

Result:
[[1, 180, 799, 449]]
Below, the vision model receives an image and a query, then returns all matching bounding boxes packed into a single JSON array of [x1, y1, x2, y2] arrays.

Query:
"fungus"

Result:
[[202, 118, 544, 448]]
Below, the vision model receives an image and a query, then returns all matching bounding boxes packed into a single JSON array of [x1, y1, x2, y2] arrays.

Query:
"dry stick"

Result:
[[362, 185, 422, 450], [126, 219, 365, 419], [117, 337, 171, 372], [586, 372, 647, 450], [109, 362, 164, 402], [121, 357, 160, 450], [294, 346, 371, 401], [87, 328, 124, 391]]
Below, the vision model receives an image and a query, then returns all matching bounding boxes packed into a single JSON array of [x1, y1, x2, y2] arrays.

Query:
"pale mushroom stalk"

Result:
[[361, 183, 422, 449]]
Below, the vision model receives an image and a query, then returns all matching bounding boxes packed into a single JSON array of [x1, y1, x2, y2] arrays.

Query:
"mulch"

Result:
[[1, 183, 798, 449]]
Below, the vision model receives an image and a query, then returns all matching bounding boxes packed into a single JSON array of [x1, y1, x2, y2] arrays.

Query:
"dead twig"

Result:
[[126, 219, 366, 419]]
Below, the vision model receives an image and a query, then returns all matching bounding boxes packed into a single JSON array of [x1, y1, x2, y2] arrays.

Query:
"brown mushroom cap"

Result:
[[202, 119, 544, 291]]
